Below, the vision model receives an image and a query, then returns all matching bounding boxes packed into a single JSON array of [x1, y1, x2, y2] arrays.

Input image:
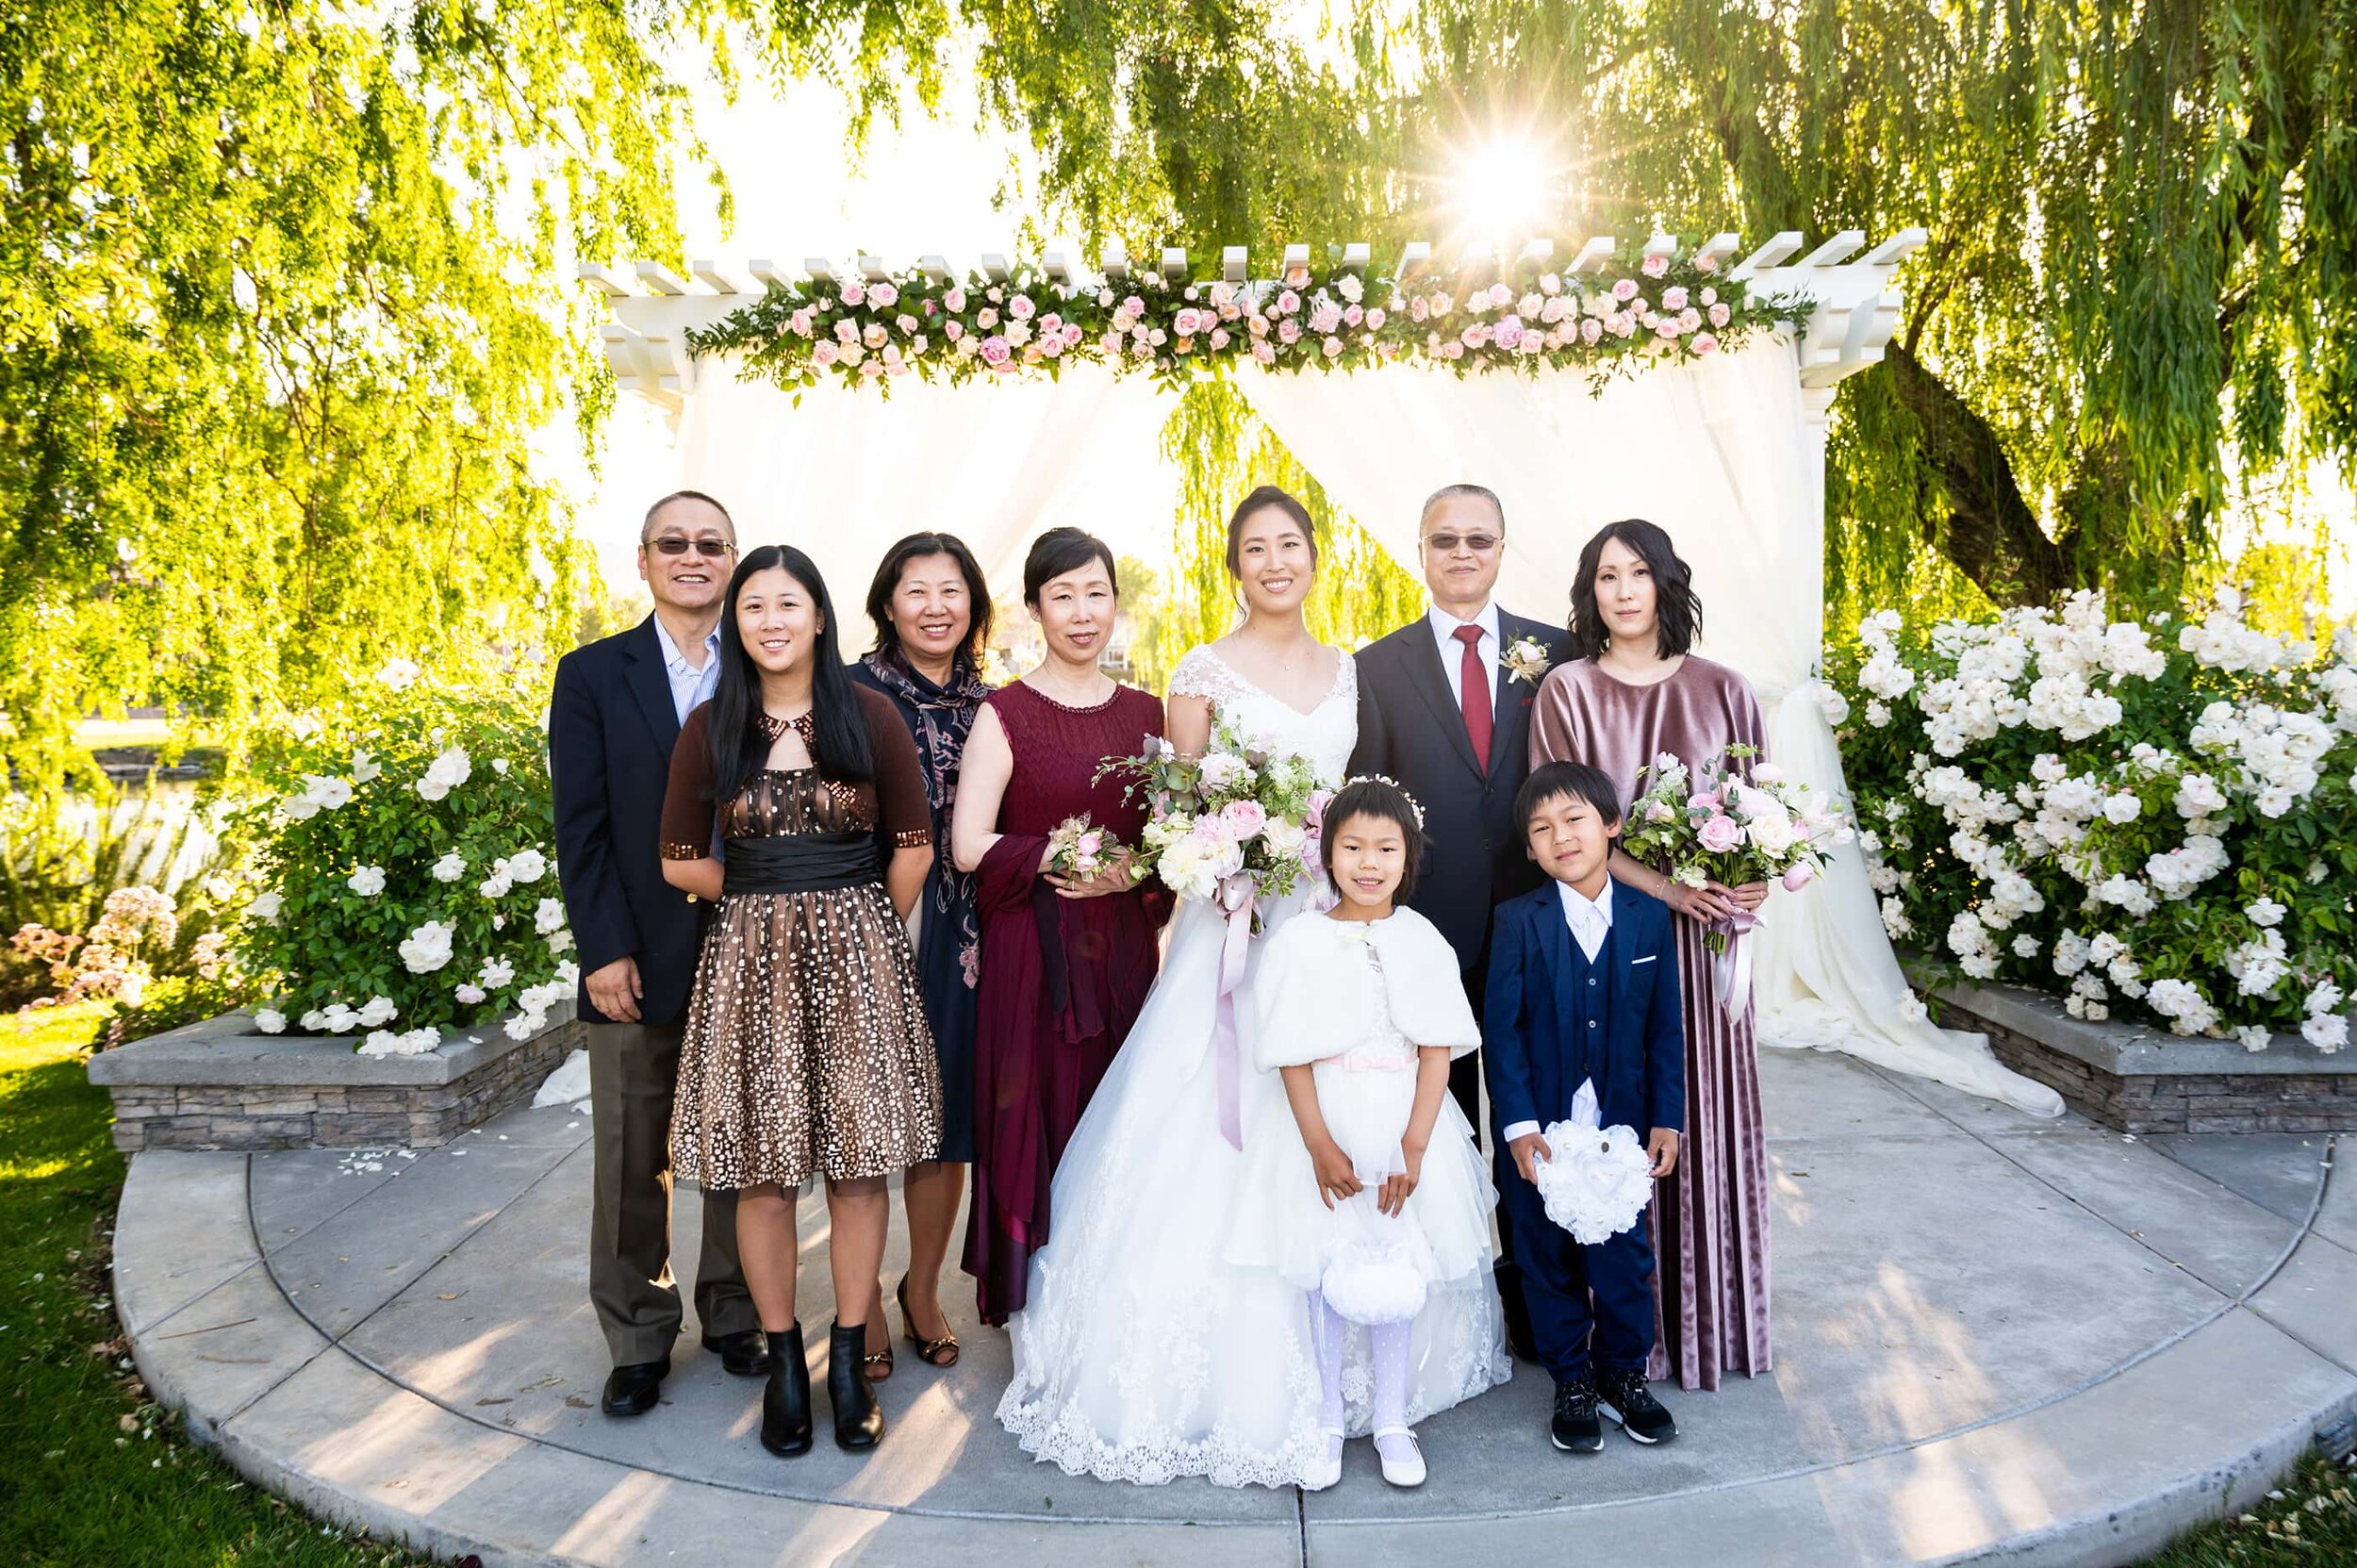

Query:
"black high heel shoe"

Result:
[[897, 1275, 961, 1368], [828, 1319, 885, 1451], [759, 1324, 812, 1457]]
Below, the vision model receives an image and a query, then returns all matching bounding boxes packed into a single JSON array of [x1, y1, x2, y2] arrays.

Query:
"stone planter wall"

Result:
[[86, 1003, 584, 1152], [1930, 979, 2357, 1134]]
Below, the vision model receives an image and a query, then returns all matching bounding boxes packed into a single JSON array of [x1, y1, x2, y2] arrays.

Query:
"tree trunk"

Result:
[[1882, 344, 2076, 605]]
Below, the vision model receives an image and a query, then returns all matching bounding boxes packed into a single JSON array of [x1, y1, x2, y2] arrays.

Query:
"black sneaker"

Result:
[[1597, 1367, 1677, 1444], [1551, 1374, 1604, 1453]]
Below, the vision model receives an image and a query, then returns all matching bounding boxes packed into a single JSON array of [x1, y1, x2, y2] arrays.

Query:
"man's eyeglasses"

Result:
[[1422, 532, 1500, 554], [646, 536, 735, 558]]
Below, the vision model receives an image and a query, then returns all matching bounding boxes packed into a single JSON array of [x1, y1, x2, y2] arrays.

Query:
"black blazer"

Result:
[[549, 616, 711, 1026], [1348, 609, 1574, 974]]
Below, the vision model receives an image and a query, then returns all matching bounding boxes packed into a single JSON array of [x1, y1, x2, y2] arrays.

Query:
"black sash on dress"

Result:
[[722, 831, 882, 896]]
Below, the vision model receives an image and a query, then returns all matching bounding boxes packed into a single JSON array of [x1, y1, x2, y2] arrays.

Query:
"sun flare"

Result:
[[1446, 135, 1561, 248]]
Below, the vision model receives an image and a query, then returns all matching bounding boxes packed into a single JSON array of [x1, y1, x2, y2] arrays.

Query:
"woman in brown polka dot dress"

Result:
[[660, 544, 942, 1459]]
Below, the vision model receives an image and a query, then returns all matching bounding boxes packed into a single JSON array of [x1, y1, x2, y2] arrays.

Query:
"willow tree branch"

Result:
[[1883, 343, 2073, 605]]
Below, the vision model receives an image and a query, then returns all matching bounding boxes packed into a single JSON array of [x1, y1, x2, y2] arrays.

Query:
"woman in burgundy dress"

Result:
[[1527, 518, 1773, 1393], [950, 527, 1169, 1326]]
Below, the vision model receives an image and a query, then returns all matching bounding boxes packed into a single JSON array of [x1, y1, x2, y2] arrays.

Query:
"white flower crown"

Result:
[[1335, 773, 1427, 829]]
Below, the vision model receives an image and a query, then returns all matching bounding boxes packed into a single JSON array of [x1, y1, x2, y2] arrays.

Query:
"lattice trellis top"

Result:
[[584, 229, 1924, 409]]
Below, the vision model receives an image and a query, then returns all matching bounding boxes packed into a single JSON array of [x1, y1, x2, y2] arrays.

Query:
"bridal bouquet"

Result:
[[1620, 744, 1853, 1010], [1108, 720, 1332, 912], [1044, 815, 1139, 884]]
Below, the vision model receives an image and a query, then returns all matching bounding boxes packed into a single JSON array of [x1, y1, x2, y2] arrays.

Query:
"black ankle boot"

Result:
[[828, 1319, 884, 1451], [759, 1325, 813, 1457]]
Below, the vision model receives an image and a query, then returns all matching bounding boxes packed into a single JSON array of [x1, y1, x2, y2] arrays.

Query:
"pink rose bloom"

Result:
[[1277, 318, 1302, 343], [1039, 335, 1061, 357], [1099, 331, 1124, 356], [1210, 281, 1235, 309], [1488, 282, 1515, 307], [1409, 296, 1429, 322], [979, 335, 1012, 366], [910, 334, 929, 355], [1460, 322, 1491, 348], [859, 358, 882, 380], [1697, 813, 1742, 854], [863, 322, 889, 348], [1493, 320, 1524, 351], [1631, 296, 1649, 316], [833, 320, 858, 344], [976, 307, 998, 329], [1131, 338, 1154, 358], [1699, 287, 1718, 305], [1309, 301, 1342, 334], [943, 287, 967, 312], [1322, 335, 1343, 358], [811, 340, 840, 368], [1708, 302, 1732, 328], [1694, 254, 1720, 273], [1661, 286, 1689, 311], [1252, 340, 1277, 365], [788, 308, 814, 338], [1343, 303, 1363, 327], [1039, 312, 1062, 335], [1646, 800, 1676, 823], [1121, 294, 1146, 318], [1062, 323, 1084, 347], [870, 282, 898, 308], [1276, 289, 1301, 316], [1221, 800, 1268, 840], [1173, 307, 1202, 337], [1441, 340, 1466, 360], [1519, 330, 1545, 355], [1580, 317, 1603, 344], [1430, 291, 1455, 314], [944, 320, 964, 341], [1640, 254, 1669, 278], [1690, 332, 1721, 356], [1656, 320, 1681, 339], [1210, 326, 1231, 349], [840, 283, 865, 306], [1306, 788, 1332, 831], [896, 313, 919, 334], [1611, 278, 1639, 302], [1681, 307, 1702, 331], [1540, 296, 1568, 324], [1365, 306, 1387, 330], [886, 356, 913, 377], [1009, 293, 1035, 320], [1610, 314, 1636, 338], [1782, 861, 1821, 892]]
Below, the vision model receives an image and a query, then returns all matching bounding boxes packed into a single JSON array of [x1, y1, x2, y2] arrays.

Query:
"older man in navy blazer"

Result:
[[551, 489, 762, 1417], [1486, 760, 1685, 1454]]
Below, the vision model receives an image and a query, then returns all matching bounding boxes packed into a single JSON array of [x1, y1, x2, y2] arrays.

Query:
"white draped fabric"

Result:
[[1235, 342, 2064, 1116], [670, 355, 1179, 606]]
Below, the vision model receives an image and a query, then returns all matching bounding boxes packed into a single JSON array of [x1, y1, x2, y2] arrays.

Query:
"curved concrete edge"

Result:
[[117, 1149, 2357, 1568]]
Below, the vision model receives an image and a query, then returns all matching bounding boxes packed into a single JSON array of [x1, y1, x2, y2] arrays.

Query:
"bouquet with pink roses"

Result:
[[1620, 744, 1853, 1009], [1043, 814, 1141, 884]]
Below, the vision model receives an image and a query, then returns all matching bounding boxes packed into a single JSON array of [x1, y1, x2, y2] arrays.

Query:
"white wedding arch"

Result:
[[582, 232, 2066, 1116]]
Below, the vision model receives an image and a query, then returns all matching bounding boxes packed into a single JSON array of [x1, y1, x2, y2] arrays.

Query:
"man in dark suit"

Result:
[[551, 489, 763, 1417], [1349, 482, 1574, 1354]]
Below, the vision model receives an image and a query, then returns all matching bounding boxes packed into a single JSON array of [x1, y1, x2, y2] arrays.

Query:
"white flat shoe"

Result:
[[1375, 1428, 1426, 1488], [1302, 1432, 1343, 1491]]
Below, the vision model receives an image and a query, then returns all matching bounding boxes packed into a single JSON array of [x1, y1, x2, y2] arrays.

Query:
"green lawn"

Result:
[[0, 1006, 437, 1566], [0, 1003, 2347, 1566]]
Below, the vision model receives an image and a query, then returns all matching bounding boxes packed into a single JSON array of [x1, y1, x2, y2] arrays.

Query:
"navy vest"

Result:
[[1564, 921, 1615, 1089]]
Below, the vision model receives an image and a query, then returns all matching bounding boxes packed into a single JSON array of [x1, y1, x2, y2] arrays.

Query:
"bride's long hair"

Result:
[[1224, 485, 1319, 624]]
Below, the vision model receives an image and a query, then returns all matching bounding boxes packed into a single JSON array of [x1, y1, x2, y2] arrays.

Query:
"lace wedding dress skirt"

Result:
[[994, 645, 1510, 1487]]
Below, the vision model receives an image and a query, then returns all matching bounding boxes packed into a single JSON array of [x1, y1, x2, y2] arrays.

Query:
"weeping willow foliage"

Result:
[[944, 0, 2357, 629]]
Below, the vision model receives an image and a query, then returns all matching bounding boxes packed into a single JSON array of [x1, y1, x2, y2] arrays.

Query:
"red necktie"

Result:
[[1454, 624, 1492, 773]]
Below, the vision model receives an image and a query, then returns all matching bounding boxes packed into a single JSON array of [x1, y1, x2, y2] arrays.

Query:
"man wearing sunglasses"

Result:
[[551, 490, 765, 1416], [1348, 482, 1571, 1362]]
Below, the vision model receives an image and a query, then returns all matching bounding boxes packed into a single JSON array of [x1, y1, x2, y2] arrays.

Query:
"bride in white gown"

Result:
[[996, 487, 1510, 1487]]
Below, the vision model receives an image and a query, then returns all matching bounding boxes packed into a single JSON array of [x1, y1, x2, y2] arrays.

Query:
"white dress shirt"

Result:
[[1500, 879, 1614, 1146], [652, 616, 722, 725], [1426, 602, 1502, 709]]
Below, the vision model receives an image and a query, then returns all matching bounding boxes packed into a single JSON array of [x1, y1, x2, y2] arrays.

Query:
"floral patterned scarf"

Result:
[[861, 646, 991, 987]]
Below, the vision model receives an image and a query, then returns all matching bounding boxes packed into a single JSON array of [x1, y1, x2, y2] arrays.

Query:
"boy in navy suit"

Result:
[[1484, 761, 1685, 1451]]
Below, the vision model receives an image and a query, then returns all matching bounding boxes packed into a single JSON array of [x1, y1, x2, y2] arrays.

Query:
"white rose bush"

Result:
[[235, 663, 577, 1057], [1829, 589, 2356, 1051]]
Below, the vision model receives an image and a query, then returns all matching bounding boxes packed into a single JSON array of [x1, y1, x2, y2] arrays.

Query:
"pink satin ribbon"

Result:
[[1211, 877, 1256, 1150], [1709, 907, 1760, 1018]]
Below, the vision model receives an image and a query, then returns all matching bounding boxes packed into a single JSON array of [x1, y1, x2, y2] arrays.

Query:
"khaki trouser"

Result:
[[587, 1018, 757, 1365]]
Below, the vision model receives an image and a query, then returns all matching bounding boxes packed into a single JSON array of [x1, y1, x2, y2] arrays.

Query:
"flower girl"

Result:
[[1227, 777, 1510, 1490]]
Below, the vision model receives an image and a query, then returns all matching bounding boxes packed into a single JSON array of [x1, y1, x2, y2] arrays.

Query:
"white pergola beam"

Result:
[[1101, 243, 1129, 282], [748, 259, 787, 290], [1729, 231, 1804, 278], [857, 255, 890, 282], [1281, 242, 1310, 275], [1396, 240, 1432, 279], [690, 260, 740, 294], [1043, 252, 1071, 286], [1222, 246, 1249, 283], [1862, 227, 1929, 266], [1569, 237, 1615, 273], [1692, 232, 1741, 269], [918, 255, 952, 283], [981, 253, 1011, 284], [578, 264, 632, 299], [1641, 233, 1678, 262], [634, 262, 689, 297], [803, 257, 839, 287], [1160, 247, 1188, 282], [1343, 241, 1372, 272], [1795, 230, 1866, 269]]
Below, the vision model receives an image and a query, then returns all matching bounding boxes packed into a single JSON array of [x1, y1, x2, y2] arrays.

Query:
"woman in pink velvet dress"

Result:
[[1526, 518, 1772, 1393]]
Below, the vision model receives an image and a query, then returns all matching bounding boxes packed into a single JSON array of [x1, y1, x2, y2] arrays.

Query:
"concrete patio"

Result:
[[115, 1047, 2354, 1567]]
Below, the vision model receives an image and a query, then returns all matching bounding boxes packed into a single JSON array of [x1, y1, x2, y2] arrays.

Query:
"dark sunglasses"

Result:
[[645, 536, 735, 558], [1422, 532, 1500, 553]]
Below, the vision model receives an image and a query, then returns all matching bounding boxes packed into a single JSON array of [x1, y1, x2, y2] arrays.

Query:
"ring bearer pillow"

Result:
[[1532, 1080, 1656, 1246], [1228, 910, 1495, 1328]]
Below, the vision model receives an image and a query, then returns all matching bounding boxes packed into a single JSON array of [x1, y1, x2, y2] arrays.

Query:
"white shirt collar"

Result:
[[1426, 601, 1502, 649], [1555, 877, 1614, 961], [652, 615, 719, 676]]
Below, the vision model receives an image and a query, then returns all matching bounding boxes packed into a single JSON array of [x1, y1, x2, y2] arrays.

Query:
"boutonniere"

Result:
[[1502, 635, 1552, 686]]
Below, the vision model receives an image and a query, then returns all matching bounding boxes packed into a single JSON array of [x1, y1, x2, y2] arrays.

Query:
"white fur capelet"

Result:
[[1251, 907, 1481, 1071]]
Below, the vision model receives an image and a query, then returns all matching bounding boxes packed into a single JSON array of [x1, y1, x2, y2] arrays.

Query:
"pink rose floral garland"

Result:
[[689, 246, 1811, 395]]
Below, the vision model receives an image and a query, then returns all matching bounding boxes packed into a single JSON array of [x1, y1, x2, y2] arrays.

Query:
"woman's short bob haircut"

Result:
[[1022, 526, 1120, 606], [864, 531, 993, 667], [1318, 777, 1426, 904], [1568, 518, 1703, 661]]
